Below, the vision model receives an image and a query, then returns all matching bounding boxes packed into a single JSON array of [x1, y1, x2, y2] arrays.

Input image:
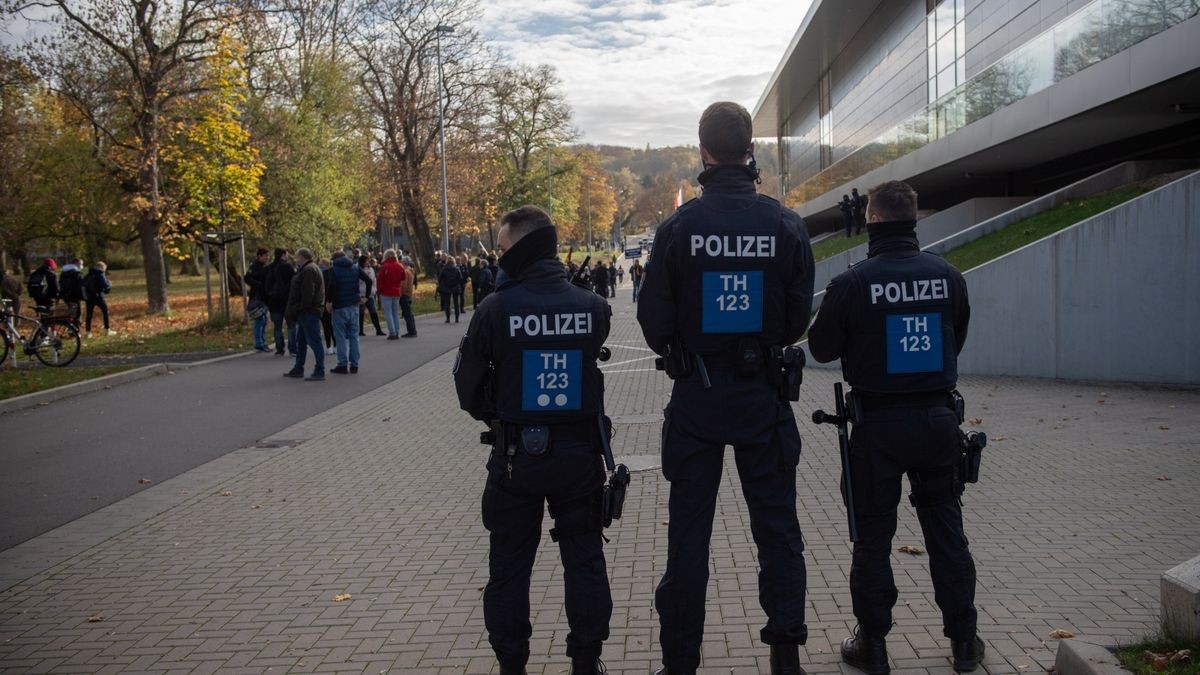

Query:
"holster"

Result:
[[655, 341, 693, 379]]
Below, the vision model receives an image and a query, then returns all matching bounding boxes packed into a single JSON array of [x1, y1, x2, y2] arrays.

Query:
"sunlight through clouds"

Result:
[[480, 0, 814, 147]]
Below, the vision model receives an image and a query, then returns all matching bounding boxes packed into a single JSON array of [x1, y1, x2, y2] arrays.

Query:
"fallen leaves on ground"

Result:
[[1158, 475, 1171, 481], [1048, 629, 1075, 639], [219, 491, 232, 496], [1159, 426, 1170, 431], [898, 545, 924, 555], [1142, 650, 1190, 670], [969, 418, 982, 426], [87, 614, 104, 623], [333, 593, 352, 602], [992, 435, 1008, 441], [138, 478, 152, 484]]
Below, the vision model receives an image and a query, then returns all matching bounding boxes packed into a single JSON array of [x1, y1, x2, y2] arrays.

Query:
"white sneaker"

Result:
[[106, 329, 116, 336], [325, 347, 335, 355]]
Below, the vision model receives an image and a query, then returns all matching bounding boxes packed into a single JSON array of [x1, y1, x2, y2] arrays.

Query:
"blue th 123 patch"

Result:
[[886, 313, 943, 374], [701, 271, 763, 334], [522, 350, 582, 411]]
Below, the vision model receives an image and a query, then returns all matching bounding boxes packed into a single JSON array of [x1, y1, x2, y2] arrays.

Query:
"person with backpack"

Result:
[[437, 255, 464, 323], [83, 261, 114, 336], [59, 258, 85, 322], [27, 258, 59, 311]]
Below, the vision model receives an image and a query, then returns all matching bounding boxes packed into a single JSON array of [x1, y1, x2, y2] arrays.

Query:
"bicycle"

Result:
[[1, 299, 82, 367]]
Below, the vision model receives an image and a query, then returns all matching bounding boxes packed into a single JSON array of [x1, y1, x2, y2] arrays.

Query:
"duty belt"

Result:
[[850, 391, 956, 419]]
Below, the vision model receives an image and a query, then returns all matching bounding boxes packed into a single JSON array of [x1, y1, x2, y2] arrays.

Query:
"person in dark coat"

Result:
[[59, 258, 85, 322], [454, 254, 469, 316], [82, 261, 114, 336], [245, 248, 271, 352], [266, 248, 297, 356], [840, 194, 855, 238], [437, 257, 464, 323], [851, 188, 868, 235], [26, 258, 59, 310], [319, 258, 336, 353]]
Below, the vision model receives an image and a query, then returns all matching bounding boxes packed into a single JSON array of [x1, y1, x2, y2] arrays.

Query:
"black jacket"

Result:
[[808, 221, 970, 394], [26, 265, 59, 306], [437, 263, 464, 294], [245, 260, 269, 303], [455, 229, 611, 425], [636, 164, 814, 357], [266, 258, 295, 312], [83, 268, 112, 300]]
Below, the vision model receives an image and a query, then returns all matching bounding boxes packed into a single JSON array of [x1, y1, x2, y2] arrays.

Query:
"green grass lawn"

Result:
[[812, 232, 868, 262], [0, 365, 136, 400], [942, 186, 1149, 272], [1117, 636, 1199, 675]]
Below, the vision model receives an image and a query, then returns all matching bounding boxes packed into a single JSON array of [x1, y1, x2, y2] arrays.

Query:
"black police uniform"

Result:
[[637, 164, 814, 674], [807, 220, 977, 650], [454, 226, 613, 673]]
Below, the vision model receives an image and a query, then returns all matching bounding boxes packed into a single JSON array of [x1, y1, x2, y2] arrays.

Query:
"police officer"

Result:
[[637, 101, 814, 675], [807, 180, 984, 674], [454, 205, 613, 675]]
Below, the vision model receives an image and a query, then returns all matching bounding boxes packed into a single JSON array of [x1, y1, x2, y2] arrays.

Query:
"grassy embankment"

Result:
[[0, 365, 135, 401], [1116, 635, 1198, 675], [810, 185, 1150, 267]]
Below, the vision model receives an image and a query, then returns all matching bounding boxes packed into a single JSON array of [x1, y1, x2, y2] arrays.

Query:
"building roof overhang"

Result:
[[752, 0, 886, 138]]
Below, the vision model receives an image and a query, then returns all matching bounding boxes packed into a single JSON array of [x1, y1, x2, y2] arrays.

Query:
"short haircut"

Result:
[[96, 261, 108, 272], [256, 247, 269, 256], [868, 180, 918, 221], [296, 247, 314, 261], [500, 205, 554, 240], [698, 101, 753, 164], [332, 250, 346, 259]]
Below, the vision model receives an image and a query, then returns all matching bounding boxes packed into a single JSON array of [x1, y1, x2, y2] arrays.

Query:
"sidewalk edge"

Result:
[[0, 364, 169, 416]]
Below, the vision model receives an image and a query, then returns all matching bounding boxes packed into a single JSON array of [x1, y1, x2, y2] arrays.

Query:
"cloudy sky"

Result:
[[479, 0, 814, 147], [2, 0, 814, 149]]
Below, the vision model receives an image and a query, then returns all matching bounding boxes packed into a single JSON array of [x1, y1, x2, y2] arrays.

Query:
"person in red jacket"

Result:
[[376, 249, 407, 340]]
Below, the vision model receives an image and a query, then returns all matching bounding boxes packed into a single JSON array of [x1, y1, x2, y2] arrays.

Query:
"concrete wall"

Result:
[[802, 167, 1200, 384], [956, 170, 1200, 384]]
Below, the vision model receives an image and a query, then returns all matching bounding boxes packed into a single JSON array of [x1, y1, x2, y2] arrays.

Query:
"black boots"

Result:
[[569, 657, 606, 674], [498, 666, 527, 675], [952, 636, 986, 672], [770, 644, 805, 675], [841, 629, 890, 675]]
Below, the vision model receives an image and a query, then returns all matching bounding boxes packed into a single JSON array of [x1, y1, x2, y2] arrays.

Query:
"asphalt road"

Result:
[[0, 311, 469, 551]]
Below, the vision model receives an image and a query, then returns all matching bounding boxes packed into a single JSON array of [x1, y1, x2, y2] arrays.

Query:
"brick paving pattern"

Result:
[[2, 288, 1198, 673]]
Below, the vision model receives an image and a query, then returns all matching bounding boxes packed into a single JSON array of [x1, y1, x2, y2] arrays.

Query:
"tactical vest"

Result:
[[490, 280, 607, 425], [843, 251, 960, 394], [672, 195, 791, 355]]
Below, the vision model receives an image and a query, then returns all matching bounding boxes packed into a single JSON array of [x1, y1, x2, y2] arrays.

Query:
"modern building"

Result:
[[753, 0, 1200, 231]]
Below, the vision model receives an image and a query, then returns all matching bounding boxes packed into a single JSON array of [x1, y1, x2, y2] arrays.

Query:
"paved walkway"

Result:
[[1, 285, 1198, 674]]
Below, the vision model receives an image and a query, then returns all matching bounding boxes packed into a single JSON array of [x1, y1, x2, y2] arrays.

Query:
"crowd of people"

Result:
[[0, 257, 115, 336], [838, 187, 869, 237], [244, 246, 424, 381], [563, 257, 624, 298]]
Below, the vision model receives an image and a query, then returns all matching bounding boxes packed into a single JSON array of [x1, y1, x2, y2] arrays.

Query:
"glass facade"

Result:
[[780, 0, 1200, 208]]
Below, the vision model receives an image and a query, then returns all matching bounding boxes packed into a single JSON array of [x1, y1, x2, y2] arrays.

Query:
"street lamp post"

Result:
[[586, 178, 593, 253], [434, 24, 454, 253]]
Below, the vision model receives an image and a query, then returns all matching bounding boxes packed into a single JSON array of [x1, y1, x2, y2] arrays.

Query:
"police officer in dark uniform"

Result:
[[454, 205, 613, 675], [637, 101, 814, 675], [807, 180, 984, 674]]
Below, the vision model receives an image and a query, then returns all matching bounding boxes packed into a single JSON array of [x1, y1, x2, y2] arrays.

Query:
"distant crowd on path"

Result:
[[838, 187, 869, 237], [244, 246, 425, 381], [563, 257, 625, 299], [0, 257, 114, 336]]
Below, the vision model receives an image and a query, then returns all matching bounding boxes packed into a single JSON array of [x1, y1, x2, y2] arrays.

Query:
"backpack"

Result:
[[27, 270, 50, 300], [60, 269, 83, 301]]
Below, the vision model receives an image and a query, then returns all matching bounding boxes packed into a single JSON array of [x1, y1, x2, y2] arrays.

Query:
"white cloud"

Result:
[[480, 0, 814, 147]]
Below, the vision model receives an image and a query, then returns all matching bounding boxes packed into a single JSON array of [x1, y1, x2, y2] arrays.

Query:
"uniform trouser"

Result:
[[481, 440, 612, 669], [847, 404, 977, 641], [656, 372, 808, 672]]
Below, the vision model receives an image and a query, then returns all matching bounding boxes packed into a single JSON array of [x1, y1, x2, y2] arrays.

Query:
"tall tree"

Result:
[[3, 0, 241, 313], [350, 0, 491, 274], [490, 63, 576, 208]]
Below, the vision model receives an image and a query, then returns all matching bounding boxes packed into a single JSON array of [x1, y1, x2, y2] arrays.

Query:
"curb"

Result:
[[0, 364, 169, 416], [0, 350, 255, 416], [1054, 639, 1127, 675]]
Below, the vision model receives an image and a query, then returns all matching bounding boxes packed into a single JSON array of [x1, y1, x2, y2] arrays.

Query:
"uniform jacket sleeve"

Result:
[[636, 221, 678, 355], [454, 301, 496, 421], [807, 270, 856, 363], [783, 214, 815, 345]]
